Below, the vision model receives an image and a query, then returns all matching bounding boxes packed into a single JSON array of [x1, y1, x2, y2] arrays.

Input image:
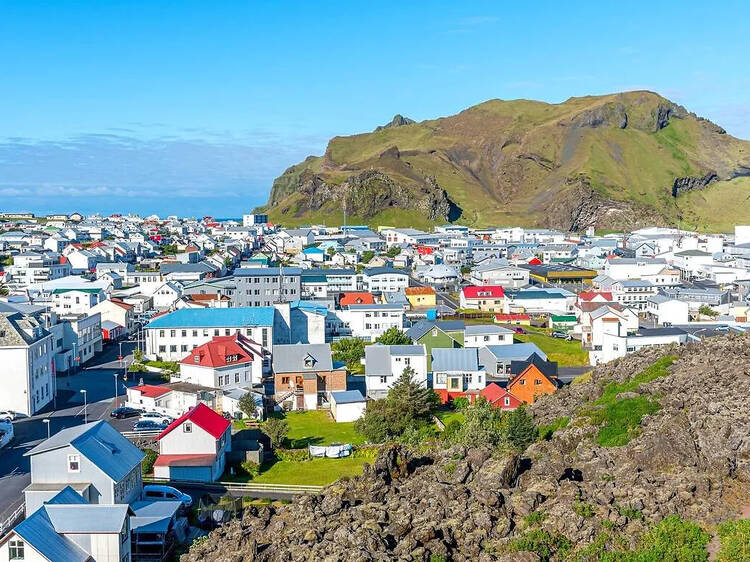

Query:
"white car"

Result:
[[138, 412, 173, 425], [0, 411, 19, 423], [142, 485, 192, 508], [0, 420, 14, 449]]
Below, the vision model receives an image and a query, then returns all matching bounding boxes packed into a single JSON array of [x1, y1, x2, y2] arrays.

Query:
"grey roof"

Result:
[[130, 500, 182, 534], [633, 327, 688, 337], [46, 503, 130, 533], [25, 420, 144, 482], [0, 312, 49, 347], [365, 344, 426, 376], [272, 343, 334, 373], [480, 343, 547, 361], [431, 347, 480, 372], [235, 266, 302, 276], [330, 390, 366, 404], [363, 266, 409, 276], [464, 324, 514, 336], [674, 249, 712, 257], [160, 261, 216, 274], [405, 320, 465, 341]]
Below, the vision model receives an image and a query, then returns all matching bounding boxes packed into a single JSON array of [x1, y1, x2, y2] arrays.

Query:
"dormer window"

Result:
[[303, 354, 315, 369]]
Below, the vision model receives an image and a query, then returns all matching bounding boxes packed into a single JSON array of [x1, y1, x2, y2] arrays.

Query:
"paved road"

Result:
[[0, 340, 140, 519], [409, 277, 459, 312]]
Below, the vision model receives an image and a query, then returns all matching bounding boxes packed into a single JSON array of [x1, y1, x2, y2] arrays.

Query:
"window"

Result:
[[235, 373, 240, 383], [192, 330, 198, 337], [181, 330, 187, 337], [225, 329, 231, 336], [535, 379, 542, 385], [170, 330, 176, 337], [183, 422, 192, 433], [380, 376, 388, 384], [159, 330, 165, 337], [169, 345, 177, 352], [159, 345, 166, 353], [504, 397, 510, 406], [8, 539, 24, 560], [68, 454, 80, 472]]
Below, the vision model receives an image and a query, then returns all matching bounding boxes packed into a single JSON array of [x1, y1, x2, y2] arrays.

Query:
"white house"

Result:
[[152, 281, 183, 310], [177, 333, 267, 388], [154, 403, 232, 483], [590, 327, 689, 365], [362, 267, 410, 293], [334, 304, 405, 342], [603, 257, 669, 280], [329, 390, 367, 423], [646, 294, 690, 326], [460, 285, 506, 312], [463, 324, 514, 348], [51, 287, 106, 315], [364, 344, 428, 398]]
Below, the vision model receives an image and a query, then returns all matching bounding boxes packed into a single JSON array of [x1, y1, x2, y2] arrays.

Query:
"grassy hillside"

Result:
[[262, 91, 750, 231]]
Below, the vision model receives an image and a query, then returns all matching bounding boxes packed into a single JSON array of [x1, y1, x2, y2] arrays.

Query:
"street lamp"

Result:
[[80, 389, 88, 424], [113, 373, 119, 409], [43, 418, 50, 440]]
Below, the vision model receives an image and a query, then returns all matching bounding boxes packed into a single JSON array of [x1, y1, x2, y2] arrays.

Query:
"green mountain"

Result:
[[262, 91, 750, 231]]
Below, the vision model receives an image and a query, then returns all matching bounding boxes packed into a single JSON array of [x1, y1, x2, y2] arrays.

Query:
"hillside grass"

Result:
[[717, 519, 750, 561], [579, 355, 677, 447]]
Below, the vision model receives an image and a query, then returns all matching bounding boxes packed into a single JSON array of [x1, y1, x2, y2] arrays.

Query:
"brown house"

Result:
[[272, 343, 347, 411], [506, 363, 559, 405]]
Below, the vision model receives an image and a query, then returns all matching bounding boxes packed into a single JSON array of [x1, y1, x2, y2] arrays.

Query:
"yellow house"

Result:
[[405, 286, 437, 309]]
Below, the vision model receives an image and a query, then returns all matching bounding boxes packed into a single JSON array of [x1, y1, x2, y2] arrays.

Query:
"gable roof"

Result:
[[405, 319, 465, 341], [340, 292, 375, 306], [146, 307, 275, 328], [510, 353, 558, 378], [480, 383, 520, 405], [480, 343, 547, 361], [181, 333, 256, 368], [508, 363, 559, 390], [431, 347, 480, 372], [272, 343, 334, 373], [25, 420, 145, 482], [462, 285, 505, 299], [465, 324, 514, 336], [365, 344, 426, 376], [131, 384, 171, 398], [157, 403, 230, 441]]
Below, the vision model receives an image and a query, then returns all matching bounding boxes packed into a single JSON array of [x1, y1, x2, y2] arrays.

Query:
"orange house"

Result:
[[506, 363, 558, 405]]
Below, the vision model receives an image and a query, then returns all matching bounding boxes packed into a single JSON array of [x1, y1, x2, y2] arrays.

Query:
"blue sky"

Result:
[[1, 1, 748, 216]]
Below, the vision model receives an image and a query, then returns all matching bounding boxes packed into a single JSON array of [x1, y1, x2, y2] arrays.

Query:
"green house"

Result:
[[405, 320, 465, 369], [548, 314, 577, 331]]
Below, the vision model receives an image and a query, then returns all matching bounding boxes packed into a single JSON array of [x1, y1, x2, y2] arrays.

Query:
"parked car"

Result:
[[513, 327, 526, 334], [132, 420, 168, 432], [0, 411, 20, 422], [0, 420, 14, 449], [110, 407, 143, 419], [143, 485, 193, 508], [139, 411, 173, 425], [551, 331, 571, 339]]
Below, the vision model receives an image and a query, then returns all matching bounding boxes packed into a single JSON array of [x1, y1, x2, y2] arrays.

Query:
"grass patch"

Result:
[[507, 529, 572, 561], [579, 356, 676, 447], [252, 454, 371, 486], [571, 371, 593, 385], [717, 519, 750, 561], [513, 333, 589, 367], [435, 409, 465, 426], [538, 416, 570, 441], [271, 410, 365, 448]]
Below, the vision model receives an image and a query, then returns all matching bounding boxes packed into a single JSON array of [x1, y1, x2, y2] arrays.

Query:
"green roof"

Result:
[[550, 315, 577, 322], [51, 288, 102, 295]]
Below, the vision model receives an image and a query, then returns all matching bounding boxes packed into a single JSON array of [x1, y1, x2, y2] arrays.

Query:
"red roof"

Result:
[[480, 383, 522, 409], [462, 285, 505, 299], [188, 293, 230, 302], [180, 333, 255, 368], [495, 313, 530, 321], [157, 403, 230, 441], [131, 384, 171, 399], [109, 298, 134, 311], [528, 257, 543, 265], [340, 292, 375, 306], [154, 453, 216, 467], [405, 286, 435, 296], [578, 290, 613, 302]]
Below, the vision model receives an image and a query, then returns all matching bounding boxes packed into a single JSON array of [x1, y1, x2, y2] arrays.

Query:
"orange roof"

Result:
[[181, 333, 256, 368], [340, 292, 375, 306], [405, 286, 436, 296], [189, 293, 230, 301], [131, 384, 171, 398], [109, 298, 134, 311]]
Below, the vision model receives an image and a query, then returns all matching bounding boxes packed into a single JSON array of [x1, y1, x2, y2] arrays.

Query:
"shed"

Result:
[[329, 390, 367, 423]]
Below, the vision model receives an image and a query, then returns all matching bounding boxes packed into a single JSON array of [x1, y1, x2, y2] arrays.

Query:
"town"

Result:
[[0, 211, 749, 560]]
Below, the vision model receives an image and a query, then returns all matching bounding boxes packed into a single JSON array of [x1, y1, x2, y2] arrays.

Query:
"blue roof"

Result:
[[147, 307, 275, 328], [482, 343, 547, 361], [330, 390, 366, 404], [302, 246, 324, 254], [14, 509, 89, 562], [431, 348, 480, 372], [291, 299, 328, 316], [25, 420, 144, 483]]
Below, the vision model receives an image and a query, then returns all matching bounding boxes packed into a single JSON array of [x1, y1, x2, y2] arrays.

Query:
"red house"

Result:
[[479, 383, 522, 410]]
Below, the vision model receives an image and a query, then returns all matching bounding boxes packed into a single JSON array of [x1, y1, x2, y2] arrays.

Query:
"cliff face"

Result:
[[262, 91, 750, 230], [184, 336, 750, 561]]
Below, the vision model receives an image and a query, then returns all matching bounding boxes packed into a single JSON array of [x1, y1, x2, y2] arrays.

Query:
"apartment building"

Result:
[[233, 267, 301, 307]]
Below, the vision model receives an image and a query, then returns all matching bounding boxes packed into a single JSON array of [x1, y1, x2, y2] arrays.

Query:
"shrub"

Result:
[[717, 519, 750, 561], [375, 327, 413, 346], [275, 448, 309, 462], [538, 416, 570, 441], [452, 396, 469, 410], [240, 461, 260, 478], [504, 406, 538, 451], [331, 338, 366, 371], [573, 501, 595, 518], [141, 448, 158, 476], [524, 511, 548, 526], [507, 529, 572, 561], [262, 418, 289, 448]]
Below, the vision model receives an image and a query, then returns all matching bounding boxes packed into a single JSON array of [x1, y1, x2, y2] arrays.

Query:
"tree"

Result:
[[331, 338, 366, 371], [386, 246, 401, 258], [262, 418, 289, 448], [238, 393, 259, 419], [326, 247, 336, 256], [448, 397, 505, 447], [361, 250, 375, 264], [355, 366, 439, 442], [504, 406, 538, 451], [698, 304, 719, 317], [375, 327, 412, 346]]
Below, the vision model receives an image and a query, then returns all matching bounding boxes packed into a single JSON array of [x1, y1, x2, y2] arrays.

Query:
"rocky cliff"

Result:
[[183, 336, 750, 561], [261, 91, 750, 231]]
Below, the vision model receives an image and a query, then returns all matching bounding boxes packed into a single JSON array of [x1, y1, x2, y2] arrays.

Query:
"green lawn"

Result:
[[514, 332, 589, 367], [272, 410, 365, 448], [252, 455, 371, 486], [435, 409, 464, 425]]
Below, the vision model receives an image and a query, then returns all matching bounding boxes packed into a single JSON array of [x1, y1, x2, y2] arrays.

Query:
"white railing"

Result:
[[144, 476, 323, 495], [0, 502, 25, 538]]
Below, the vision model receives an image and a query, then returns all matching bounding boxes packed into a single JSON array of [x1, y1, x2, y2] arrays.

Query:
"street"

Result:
[[0, 340, 140, 520]]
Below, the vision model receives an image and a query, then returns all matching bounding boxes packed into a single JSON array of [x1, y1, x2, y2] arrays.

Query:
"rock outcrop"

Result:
[[184, 336, 750, 561]]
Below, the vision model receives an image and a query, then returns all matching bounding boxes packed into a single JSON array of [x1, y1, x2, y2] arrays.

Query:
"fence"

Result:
[[121, 430, 161, 441], [0, 501, 25, 538], [143, 476, 323, 496]]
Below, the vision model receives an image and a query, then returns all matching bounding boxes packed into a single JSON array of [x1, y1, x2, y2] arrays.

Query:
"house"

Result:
[[404, 286, 436, 309], [0, 312, 55, 416], [460, 285, 505, 312], [506, 362, 559, 405], [364, 344, 428, 398], [494, 313, 531, 326], [590, 327, 689, 365], [405, 320, 465, 369], [101, 320, 124, 342], [431, 347, 485, 403], [480, 383, 523, 410], [506, 288, 574, 315], [478, 343, 547, 380], [51, 287, 106, 315], [145, 307, 275, 361], [90, 297, 135, 335], [611, 279, 658, 311], [152, 281, 183, 310], [329, 390, 367, 423], [645, 294, 690, 326], [233, 267, 302, 307], [362, 267, 409, 294], [548, 315, 577, 331], [177, 333, 267, 388], [339, 292, 375, 307], [0, 487, 133, 562], [272, 343, 347, 410], [469, 262, 529, 289], [154, 403, 231, 483], [23, 420, 144, 514], [334, 303, 405, 342], [463, 324, 514, 348]]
